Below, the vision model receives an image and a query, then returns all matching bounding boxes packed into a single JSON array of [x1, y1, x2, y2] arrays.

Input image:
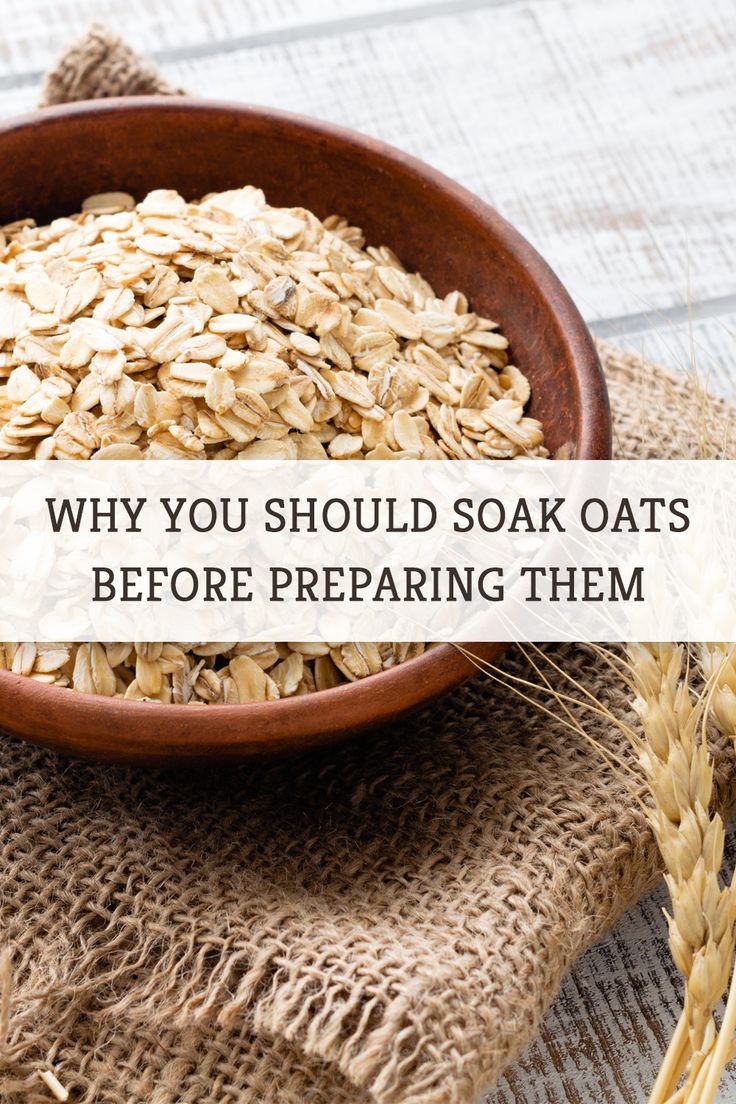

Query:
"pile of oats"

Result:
[[0, 187, 545, 703]]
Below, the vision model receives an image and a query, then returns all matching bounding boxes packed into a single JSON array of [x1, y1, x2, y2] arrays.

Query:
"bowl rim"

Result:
[[0, 96, 611, 762]]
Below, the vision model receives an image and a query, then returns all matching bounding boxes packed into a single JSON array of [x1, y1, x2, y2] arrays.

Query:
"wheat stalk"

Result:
[[457, 642, 735, 1102], [700, 644, 736, 744], [677, 643, 736, 1104], [628, 644, 735, 1102]]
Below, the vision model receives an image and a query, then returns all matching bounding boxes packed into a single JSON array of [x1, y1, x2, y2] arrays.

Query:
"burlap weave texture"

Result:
[[1, 26, 735, 1104]]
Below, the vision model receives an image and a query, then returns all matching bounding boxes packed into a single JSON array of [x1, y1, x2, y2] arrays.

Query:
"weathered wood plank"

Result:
[[1, 0, 735, 323], [598, 311, 736, 403], [0, 0, 456, 80], [158, 0, 736, 322]]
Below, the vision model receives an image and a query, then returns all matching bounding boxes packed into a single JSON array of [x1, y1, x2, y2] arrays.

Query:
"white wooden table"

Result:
[[1, 1, 735, 1099]]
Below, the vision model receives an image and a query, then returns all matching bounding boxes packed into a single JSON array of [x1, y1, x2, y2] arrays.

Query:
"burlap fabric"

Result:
[[1, 26, 734, 1104], [40, 23, 183, 104]]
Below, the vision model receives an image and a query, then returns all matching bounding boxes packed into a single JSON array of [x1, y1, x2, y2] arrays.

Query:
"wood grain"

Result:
[[599, 312, 736, 403], [1, 0, 735, 323], [164, 0, 736, 323], [0, 0, 435, 78]]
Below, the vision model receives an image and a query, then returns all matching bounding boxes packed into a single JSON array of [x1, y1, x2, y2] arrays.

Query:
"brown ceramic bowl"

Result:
[[0, 97, 611, 764]]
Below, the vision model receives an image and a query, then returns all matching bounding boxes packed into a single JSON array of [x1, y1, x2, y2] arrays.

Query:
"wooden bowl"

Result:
[[0, 98, 611, 764]]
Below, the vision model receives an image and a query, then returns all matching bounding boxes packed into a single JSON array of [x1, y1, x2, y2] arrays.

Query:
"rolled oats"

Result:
[[0, 185, 545, 704]]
